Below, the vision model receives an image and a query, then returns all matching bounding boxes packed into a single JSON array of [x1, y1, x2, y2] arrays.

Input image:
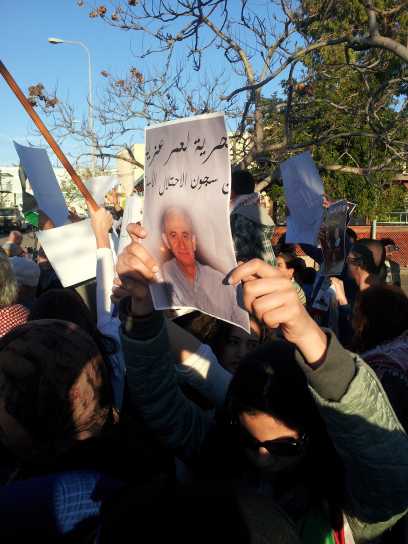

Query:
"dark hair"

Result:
[[352, 285, 408, 352], [29, 289, 117, 360], [350, 238, 386, 278], [277, 252, 305, 283], [296, 266, 316, 286], [231, 170, 255, 196], [346, 228, 357, 245], [226, 341, 344, 514], [0, 320, 113, 458]]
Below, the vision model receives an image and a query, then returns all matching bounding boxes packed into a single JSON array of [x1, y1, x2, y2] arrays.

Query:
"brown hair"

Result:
[[0, 320, 113, 459], [352, 285, 408, 352]]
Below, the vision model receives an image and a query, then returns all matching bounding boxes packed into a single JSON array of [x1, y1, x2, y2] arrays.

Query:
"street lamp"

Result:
[[48, 37, 96, 173]]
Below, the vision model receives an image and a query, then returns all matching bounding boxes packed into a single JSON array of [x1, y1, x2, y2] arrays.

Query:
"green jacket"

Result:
[[120, 310, 408, 543]]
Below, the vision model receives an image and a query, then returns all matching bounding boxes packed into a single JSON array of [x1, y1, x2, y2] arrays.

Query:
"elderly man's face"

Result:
[[163, 213, 196, 267]]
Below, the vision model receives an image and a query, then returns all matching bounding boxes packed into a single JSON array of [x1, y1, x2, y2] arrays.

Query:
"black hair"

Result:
[[277, 252, 305, 283], [350, 238, 386, 278], [231, 170, 255, 196], [226, 341, 345, 517], [29, 288, 117, 360]]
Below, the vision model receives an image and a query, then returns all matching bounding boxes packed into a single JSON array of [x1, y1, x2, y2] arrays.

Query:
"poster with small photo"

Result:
[[319, 199, 348, 276], [141, 112, 249, 331]]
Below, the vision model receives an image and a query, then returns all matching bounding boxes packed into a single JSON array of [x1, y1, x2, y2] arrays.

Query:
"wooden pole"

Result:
[[0, 60, 98, 211]]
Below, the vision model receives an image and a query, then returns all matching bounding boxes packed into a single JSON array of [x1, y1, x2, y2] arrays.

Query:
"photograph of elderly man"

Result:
[[161, 206, 247, 327]]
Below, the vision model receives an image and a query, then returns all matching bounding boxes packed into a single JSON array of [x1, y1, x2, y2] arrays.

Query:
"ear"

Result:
[[192, 234, 197, 252], [162, 232, 170, 249]]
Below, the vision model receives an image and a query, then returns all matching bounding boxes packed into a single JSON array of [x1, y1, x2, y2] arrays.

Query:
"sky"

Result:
[[1, 1, 145, 165], [1, 1, 285, 167]]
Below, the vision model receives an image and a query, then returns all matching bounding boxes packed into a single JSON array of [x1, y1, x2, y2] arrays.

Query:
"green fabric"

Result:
[[24, 210, 39, 228], [298, 507, 335, 544]]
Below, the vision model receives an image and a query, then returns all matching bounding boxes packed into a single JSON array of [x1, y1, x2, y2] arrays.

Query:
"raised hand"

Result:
[[88, 205, 113, 248], [116, 223, 158, 317], [229, 259, 327, 365]]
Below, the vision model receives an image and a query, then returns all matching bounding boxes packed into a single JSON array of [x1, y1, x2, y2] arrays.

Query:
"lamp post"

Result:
[[48, 37, 96, 173]]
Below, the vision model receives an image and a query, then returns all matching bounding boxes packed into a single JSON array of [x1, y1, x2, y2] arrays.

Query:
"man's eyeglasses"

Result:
[[238, 426, 309, 457]]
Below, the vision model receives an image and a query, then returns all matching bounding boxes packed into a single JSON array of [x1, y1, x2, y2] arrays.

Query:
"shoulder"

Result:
[[198, 262, 225, 280], [162, 258, 176, 275]]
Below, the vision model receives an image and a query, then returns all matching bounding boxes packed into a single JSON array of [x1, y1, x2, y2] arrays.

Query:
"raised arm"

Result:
[[116, 224, 214, 461], [230, 260, 408, 530]]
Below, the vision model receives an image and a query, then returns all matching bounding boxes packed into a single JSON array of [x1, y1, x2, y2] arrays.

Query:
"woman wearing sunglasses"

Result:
[[117, 224, 408, 544]]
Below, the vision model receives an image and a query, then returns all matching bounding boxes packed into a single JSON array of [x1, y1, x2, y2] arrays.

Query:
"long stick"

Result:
[[0, 60, 98, 211]]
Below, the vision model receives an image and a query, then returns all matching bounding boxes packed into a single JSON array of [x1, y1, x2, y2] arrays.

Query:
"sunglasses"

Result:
[[237, 425, 309, 457]]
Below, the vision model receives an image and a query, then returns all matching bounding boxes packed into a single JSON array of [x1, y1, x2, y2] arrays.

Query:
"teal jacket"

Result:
[[120, 309, 408, 543]]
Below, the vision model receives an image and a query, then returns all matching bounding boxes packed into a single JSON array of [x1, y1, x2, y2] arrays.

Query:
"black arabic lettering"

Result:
[[191, 176, 199, 189], [222, 182, 230, 195], [148, 139, 164, 166], [163, 133, 190, 165], [201, 136, 228, 164]]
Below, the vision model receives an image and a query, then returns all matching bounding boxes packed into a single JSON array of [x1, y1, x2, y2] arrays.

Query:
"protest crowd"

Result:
[[0, 162, 408, 544]]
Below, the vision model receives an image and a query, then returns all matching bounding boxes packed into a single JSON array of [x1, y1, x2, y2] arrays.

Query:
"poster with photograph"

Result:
[[319, 199, 348, 276], [281, 151, 324, 245], [142, 112, 249, 331]]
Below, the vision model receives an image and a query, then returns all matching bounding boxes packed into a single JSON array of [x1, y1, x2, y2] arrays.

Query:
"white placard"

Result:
[[14, 142, 69, 227], [140, 112, 249, 331], [84, 175, 118, 206], [281, 151, 324, 245], [117, 194, 144, 256], [37, 219, 97, 287]]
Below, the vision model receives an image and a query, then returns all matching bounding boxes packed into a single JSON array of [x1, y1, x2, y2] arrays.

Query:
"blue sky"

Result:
[[1, 1, 286, 167], [1, 1, 143, 164]]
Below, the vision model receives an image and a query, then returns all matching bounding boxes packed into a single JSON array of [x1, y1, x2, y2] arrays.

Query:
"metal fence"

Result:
[[272, 224, 408, 268]]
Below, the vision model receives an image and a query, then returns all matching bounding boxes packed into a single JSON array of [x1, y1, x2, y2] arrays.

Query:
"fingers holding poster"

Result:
[[143, 113, 249, 331]]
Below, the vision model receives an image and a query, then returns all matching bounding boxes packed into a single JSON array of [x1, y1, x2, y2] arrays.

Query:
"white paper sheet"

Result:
[[281, 151, 324, 245], [84, 175, 118, 206], [14, 142, 69, 227], [37, 219, 97, 287], [140, 112, 249, 331], [117, 194, 143, 256]]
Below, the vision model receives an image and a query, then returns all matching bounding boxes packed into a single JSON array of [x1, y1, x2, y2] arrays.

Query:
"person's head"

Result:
[[346, 238, 386, 289], [0, 254, 18, 309], [162, 207, 196, 268], [29, 288, 117, 360], [2, 242, 24, 258], [0, 320, 113, 461], [8, 230, 22, 246], [276, 252, 305, 282], [381, 237, 399, 259], [352, 285, 408, 352], [9, 256, 40, 306], [296, 266, 316, 287], [226, 341, 343, 498], [210, 319, 263, 374], [231, 170, 255, 199]]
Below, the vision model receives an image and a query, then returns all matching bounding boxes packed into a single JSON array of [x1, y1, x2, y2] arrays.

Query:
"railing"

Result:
[[378, 211, 408, 224]]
